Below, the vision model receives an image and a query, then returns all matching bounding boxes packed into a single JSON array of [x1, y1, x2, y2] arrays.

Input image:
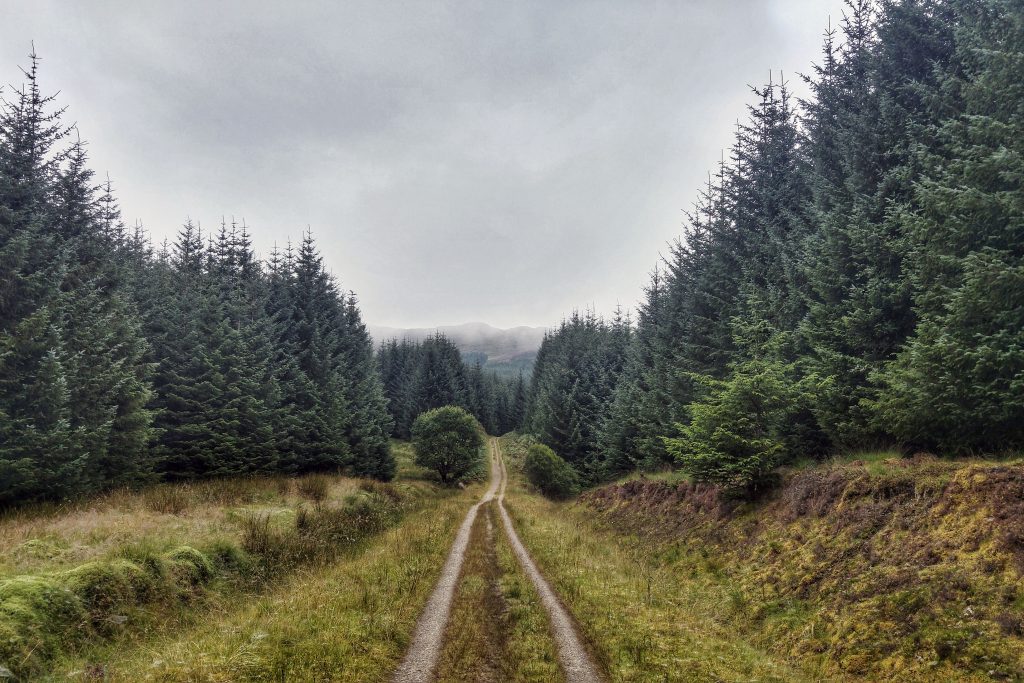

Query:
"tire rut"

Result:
[[392, 438, 603, 683], [493, 438, 605, 683], [391, 447, 501, 683]]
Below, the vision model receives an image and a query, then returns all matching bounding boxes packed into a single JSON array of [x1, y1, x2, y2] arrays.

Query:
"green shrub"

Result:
[[293, 490, 403, 557], [358, 479, 402, 503], [411, 406, 484, 484], [524, 443, 580, 499], [241, 512, 277, 558], [665, 360, 819, 497]]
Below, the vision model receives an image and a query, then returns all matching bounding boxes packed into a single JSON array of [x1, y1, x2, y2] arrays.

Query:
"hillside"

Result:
[[368, 322, 546, 378]]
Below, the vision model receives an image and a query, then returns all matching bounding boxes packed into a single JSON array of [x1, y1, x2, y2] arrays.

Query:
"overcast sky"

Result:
[[2, 0, 844, 328]]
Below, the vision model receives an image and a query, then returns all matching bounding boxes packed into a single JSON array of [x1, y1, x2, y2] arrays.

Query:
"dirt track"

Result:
[[392, 438, 603, 683], [494, 439, 603, 683], [391, 447, 501, 682]]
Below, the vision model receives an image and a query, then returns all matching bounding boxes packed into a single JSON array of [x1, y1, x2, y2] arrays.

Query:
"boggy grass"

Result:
[[49, 481, 482, 682]]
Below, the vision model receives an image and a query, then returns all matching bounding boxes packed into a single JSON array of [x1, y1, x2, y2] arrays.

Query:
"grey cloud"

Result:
[[0, 0, 846, 327]]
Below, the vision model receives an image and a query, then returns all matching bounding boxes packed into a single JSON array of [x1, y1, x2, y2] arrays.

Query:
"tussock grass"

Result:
[[0, 544, 220, 678], [240, 482, 406, 571], [47, 481, 481, 681], [295, 474, 330, 504]]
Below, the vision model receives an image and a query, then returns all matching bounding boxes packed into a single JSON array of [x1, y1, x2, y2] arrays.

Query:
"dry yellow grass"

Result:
[[0, 474, 361, 577], [41, 480, 480, 682]]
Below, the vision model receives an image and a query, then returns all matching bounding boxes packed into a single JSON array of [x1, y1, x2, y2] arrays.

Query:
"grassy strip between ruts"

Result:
[[434, 500, 563, 683], [37, 479, 480, 682], [498, 434, 814, 683]]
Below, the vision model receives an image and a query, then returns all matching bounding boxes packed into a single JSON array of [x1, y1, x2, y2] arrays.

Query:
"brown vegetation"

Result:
[[579, 458, 1024, 679]]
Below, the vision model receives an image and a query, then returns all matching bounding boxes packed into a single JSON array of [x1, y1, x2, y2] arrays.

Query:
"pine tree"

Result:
[[1, 50, 154, 501], [799, 0, 957, 447], [52, 140, 155, 489], [525, 311, 629, 475], [339, 292, 395, 479], [873, 0, 1024, 452], [264, 242, 328, 472]]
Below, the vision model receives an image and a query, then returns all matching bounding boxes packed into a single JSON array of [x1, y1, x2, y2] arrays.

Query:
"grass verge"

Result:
[[504, 434, 1024, 681], [499, 434, 815, 683], [2, 443, 454, 680], [3, 480, 415, 680], [37, 480, 479, 682]]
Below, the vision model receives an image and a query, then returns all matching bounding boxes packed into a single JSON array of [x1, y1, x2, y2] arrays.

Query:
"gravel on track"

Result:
[[494, 440, 604, 683], [391, 449, 501, 683]]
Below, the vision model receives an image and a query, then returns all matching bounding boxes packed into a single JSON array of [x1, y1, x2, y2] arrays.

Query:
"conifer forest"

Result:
[[1, 1, 1023, 681]]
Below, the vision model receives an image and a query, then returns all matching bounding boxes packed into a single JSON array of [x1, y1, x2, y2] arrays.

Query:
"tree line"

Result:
[[377, 334, 526, 439], [522, 310, 631, 479], [524, 0, 1023, 494], [0, 52, 394, 505]]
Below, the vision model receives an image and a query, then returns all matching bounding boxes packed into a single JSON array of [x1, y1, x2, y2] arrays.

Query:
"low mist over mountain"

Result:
[[368, 322, 546, 378]]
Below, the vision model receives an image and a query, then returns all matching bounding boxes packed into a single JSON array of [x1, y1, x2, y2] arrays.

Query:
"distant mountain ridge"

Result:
[[367, 322, 547, 377]]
